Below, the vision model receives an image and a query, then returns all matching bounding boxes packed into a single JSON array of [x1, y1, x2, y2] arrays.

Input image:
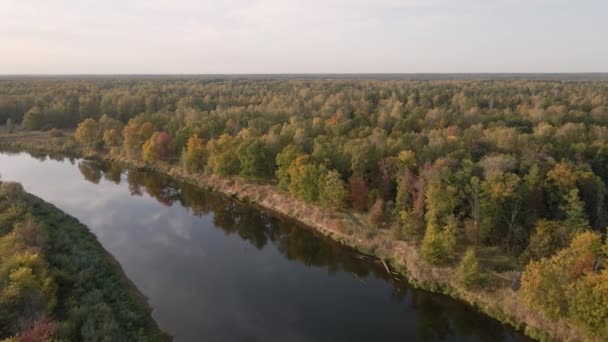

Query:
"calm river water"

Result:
[[0, 152, 530, 342]]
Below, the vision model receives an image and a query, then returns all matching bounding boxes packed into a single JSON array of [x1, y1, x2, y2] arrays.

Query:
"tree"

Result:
[[236, 138, 274, 178], [122, 118, 143, 158], [520, 257, 566, 318], [139, 122, 155, 140], [75, 118, 99, 153], [275, 144, 300, 192], [181, 135, 207, 173], [288, 155, 325, 202], [207, 134, 241, 177], [142, 132, 173, 162], [479, 172, 523, 245], [319, 170, 347, 209], [521, 231, 604, 320], [21, 107, 44, 131], [421, 163, 460, 263], [421, 223, 445, 264], [568, 270, 608, 337], [348, 176, 369, 211], [103, 129, 122, 152], [456, 248, 481, 289], [154, 131, 173, 160], [463, 176, 481, 244], [6, 118, 14, 133], [99, 114, 123, 132], [525, 220, 570, 260], [561, 188, 589, 232]]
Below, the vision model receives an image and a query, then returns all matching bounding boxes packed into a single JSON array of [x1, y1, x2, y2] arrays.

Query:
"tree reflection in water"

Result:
[[74, 158, 528, 342]]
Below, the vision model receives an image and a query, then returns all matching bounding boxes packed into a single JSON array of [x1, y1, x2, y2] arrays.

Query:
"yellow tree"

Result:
[[181, 135, 207, 173], [103, 129, 122, 155], [521, 231, 604, 322], [75, 118, 98, 153]]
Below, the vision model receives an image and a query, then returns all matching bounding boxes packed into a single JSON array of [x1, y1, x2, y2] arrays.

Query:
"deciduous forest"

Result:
[[1, 77, 608, 339]]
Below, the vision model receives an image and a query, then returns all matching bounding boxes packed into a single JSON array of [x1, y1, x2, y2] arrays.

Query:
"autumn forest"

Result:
[[1, 77, 608, 340]]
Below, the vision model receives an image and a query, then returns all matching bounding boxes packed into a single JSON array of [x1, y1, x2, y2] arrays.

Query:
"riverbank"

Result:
[[0, 176, 169, 340], [0, 131, 594, 341]]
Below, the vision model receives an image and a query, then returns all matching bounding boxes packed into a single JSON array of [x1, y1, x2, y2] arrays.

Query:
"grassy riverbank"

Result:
[[0, 149, 169, 340], [0, 130, 597, 342]]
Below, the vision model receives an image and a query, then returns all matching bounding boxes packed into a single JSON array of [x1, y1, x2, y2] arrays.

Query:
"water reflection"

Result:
[[0, 152, 530, 342]]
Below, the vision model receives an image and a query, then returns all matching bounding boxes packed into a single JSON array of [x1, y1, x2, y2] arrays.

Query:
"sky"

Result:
[[1, 0, 607, 74]]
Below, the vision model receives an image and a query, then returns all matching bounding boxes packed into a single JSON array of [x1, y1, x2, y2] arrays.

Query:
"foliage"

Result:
[[142, 131, 173, 162], [319, 170, 347, 209], [521, 231, 607, 333], [181, 134, 207, 173], [103, 128, 122, 154], [276, 144, 300, 192], [456, 248, 481, 289], [21, 107, 44, 131], [287, 155, 326, 203], [349, 176, 369, 211], [0, 179, 167, 340], [74, 118, 99, 153], [207, 134, 241, 177], [525, 220, 570, 260], [14, 77, 608, 339], [236, 138, 274, 178]]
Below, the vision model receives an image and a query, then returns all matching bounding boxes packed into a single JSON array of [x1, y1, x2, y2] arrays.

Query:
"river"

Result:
[[0, 151, 530, 341]]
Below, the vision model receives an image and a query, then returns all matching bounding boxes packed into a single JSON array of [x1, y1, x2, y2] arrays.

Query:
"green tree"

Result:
[[561, 188, 589, 231], [236, 138, 274, 178], [455, 248, 481, 289], [421, 163, 460, 263], [421, 223, 445, 264], [99, 114, 124, 132], [275, 144, 300, 191], [288, 155, 325, 203], [207, 134, 241, 177], [21, 106, 44, 130], [319, 170, 347, 209], [525, 220, 570, 260]]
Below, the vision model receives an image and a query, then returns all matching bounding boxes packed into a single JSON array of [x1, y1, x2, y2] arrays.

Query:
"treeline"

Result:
[[3, 79, 608, 336], [0, 178, 168, 341]]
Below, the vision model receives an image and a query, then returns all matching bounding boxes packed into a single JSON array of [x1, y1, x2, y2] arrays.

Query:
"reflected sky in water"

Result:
[[0, 152, 530, 342]]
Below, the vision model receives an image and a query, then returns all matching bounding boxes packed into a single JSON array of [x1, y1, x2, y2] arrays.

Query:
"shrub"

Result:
[[455, 248, 481, 289]]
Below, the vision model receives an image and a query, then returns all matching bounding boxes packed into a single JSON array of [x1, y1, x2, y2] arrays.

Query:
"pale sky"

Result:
[[1, 0, 607, 74]]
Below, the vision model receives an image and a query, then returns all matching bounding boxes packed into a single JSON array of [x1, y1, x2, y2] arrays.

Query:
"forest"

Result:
[[1, 77, 608, 339]]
